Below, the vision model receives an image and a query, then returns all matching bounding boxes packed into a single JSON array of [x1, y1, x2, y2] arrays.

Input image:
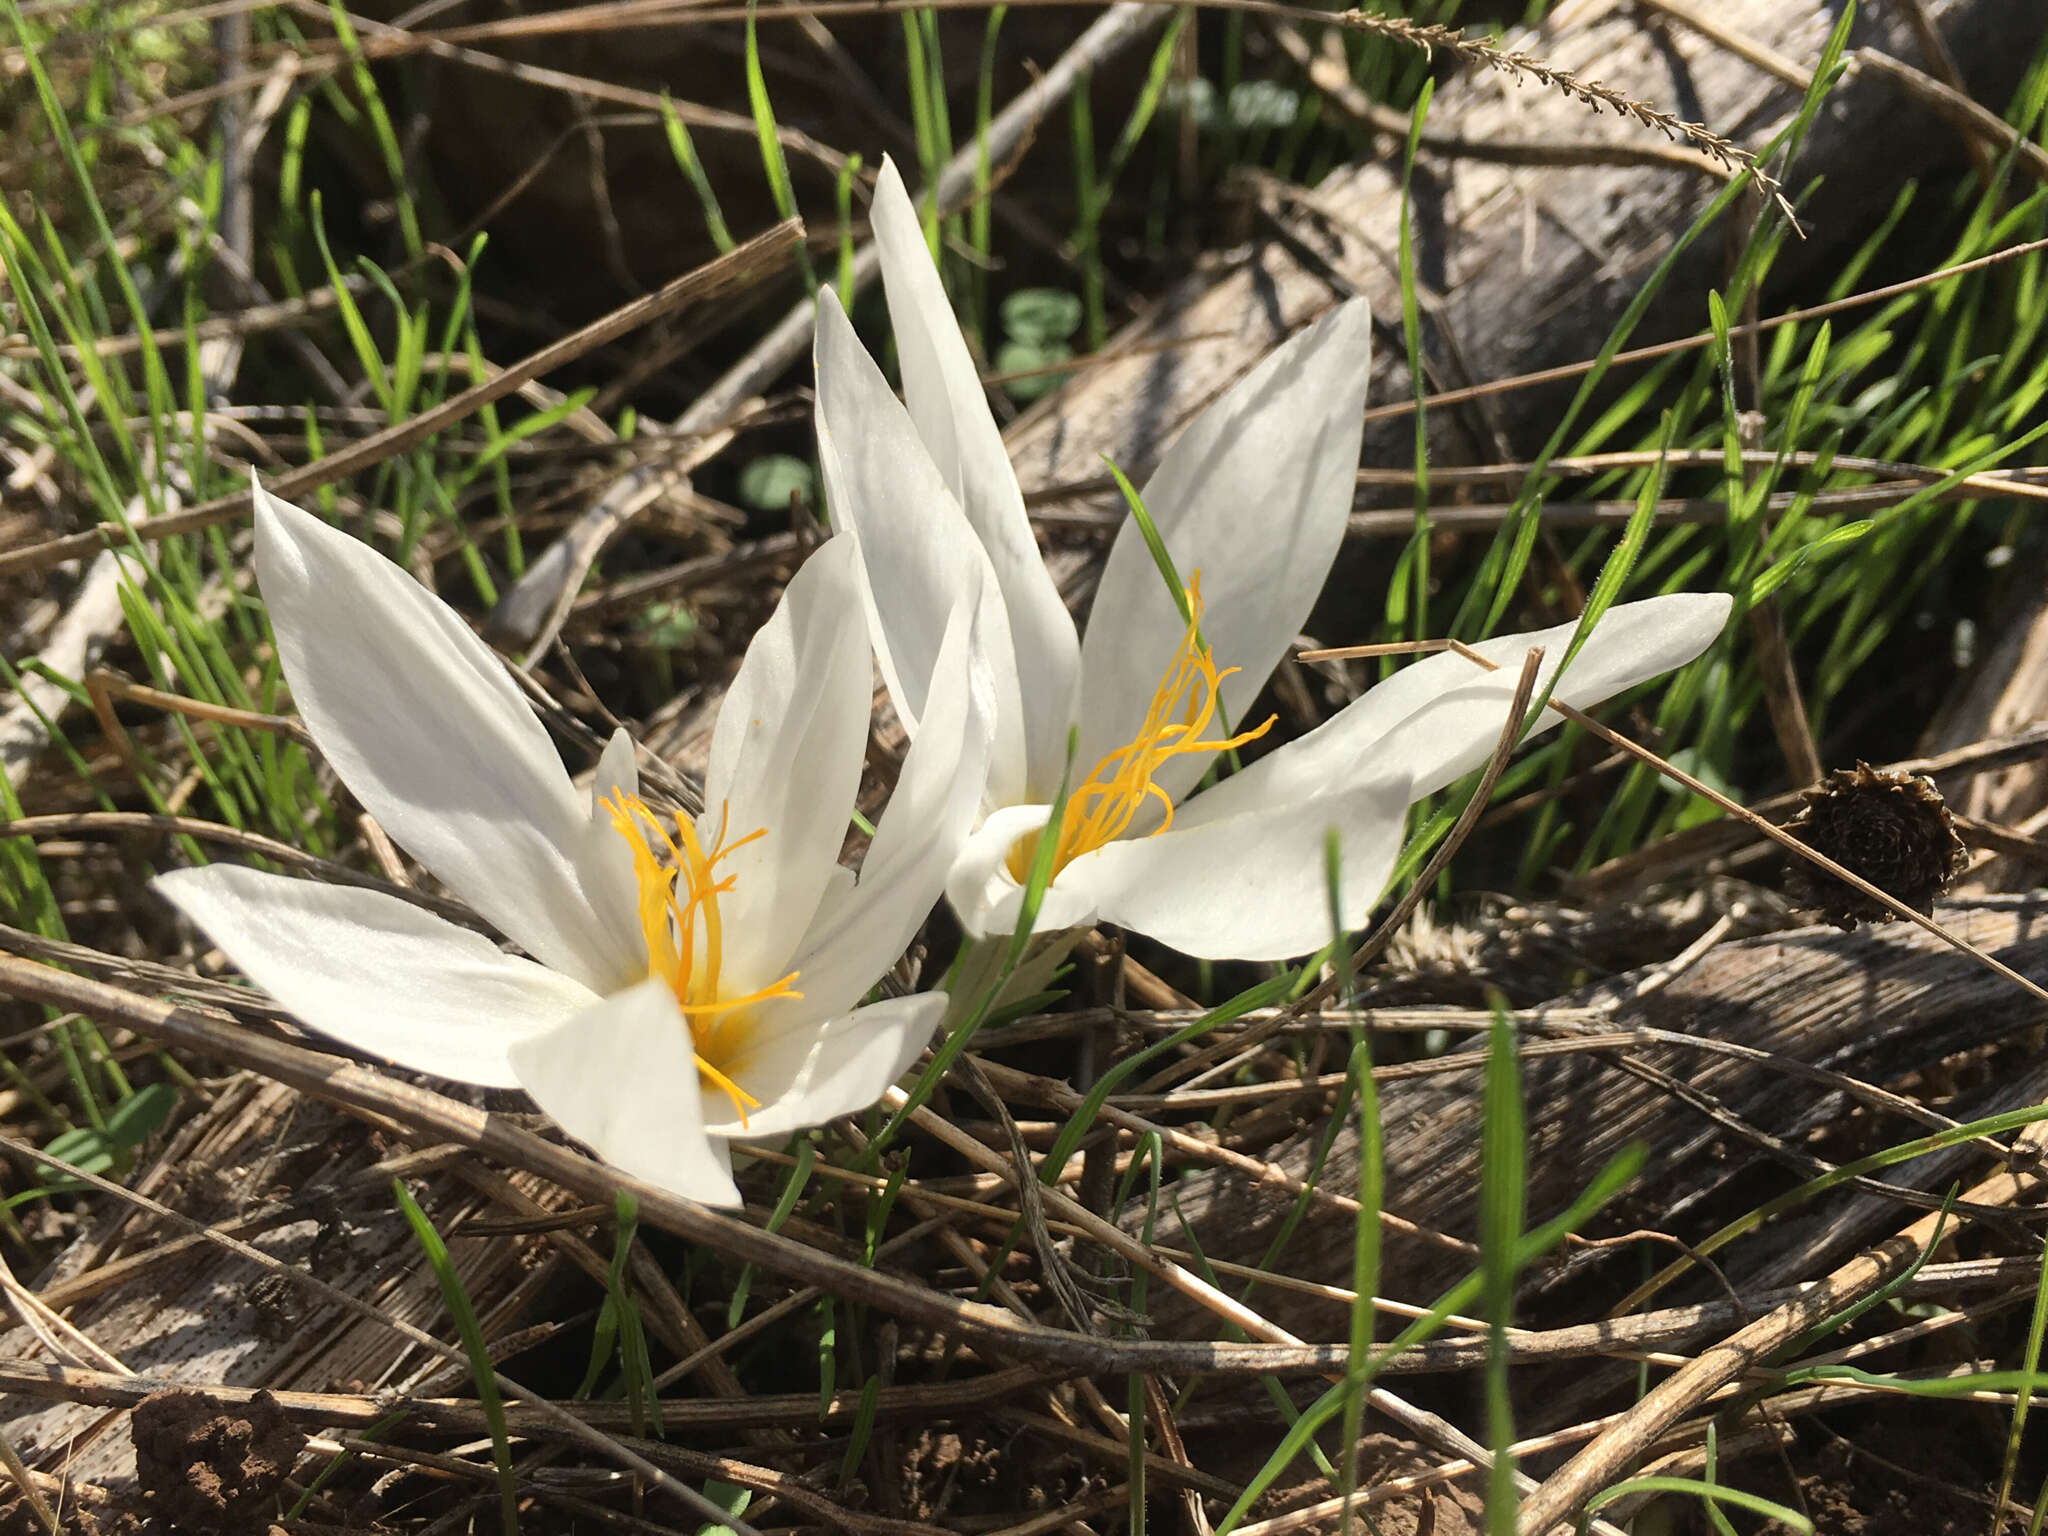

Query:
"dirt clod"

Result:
[[131, 1388, 305, 1534], [1790, 1430, 1993, 1536], [0, 1492, 139, 1536], [901, 1429, 1001, 1519]]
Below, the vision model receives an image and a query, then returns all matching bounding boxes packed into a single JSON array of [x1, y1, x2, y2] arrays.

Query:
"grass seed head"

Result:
[[1785, 763, 1967, 930]]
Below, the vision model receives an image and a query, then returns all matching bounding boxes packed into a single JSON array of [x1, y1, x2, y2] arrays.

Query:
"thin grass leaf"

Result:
[[1479, 998, 1525, 1532], [1582, 1478, 1812, 1532], [1071, 68, 1103, 347], [970, 5, 1008, 336], [662, 95, 737, 253], [286, 1408, 413, 1520], [1128, 1132, 1164, 1536], [1394, 80, 1435, 650], [392, 1178, 519, 1535], [325, 0, 423, 257], [729, 1138, 815, 1327], [838, 1373, 882, 1484], [745, 0, 816, 290], [1216, 1142, 1646, 1535], [1996, 1191, 2048, 1524], [1621, 1101, 2048, 1312], [1697, 1425, 1740, 1536], [835, 153, 864, 306]]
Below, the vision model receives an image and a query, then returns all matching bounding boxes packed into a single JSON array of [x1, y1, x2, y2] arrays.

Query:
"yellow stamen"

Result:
[[605, 792, 802, 1125], [1008, 571, 1273, 882]]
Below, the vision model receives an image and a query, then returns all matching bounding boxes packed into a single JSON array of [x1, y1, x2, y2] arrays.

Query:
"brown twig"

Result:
[[482, 0, 1168, 646], [1514, 1120, 2048, 1533], [0, 952, 1361, 1377], [1268, 20, 1737, 181], [298, 0, 1789, 215], [0, 814, 477, 924], [1849, 45, 2048, 189], [0, 219, 805, 580], [0, 1133, 768, 1535], [1572, 720, 2048, 892], [1426, 638, 2048, 1010], [1352, 234, 2048, 429], [883, 1092, 1581, 1518]]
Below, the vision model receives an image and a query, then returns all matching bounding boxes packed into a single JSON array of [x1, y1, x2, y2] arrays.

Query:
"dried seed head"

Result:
[[1783, 763, 1966, 930]]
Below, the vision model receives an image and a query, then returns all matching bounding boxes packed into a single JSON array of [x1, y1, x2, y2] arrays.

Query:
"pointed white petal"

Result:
[[252, 482, 641, 993], [699, 539, 875, 990], [1074, 299, 1373, 808], [1179, 591, 1733, 830], [944, 802, 1100, 940], [813, 288, 1029, 806], [508, 977, 742, 1207], [791, 599, 994, 1016], [155, 864, 596, 1088], [807, 863, 857, 929], [869, 157, 1081, 799], [590, 726, 639, 805], [704, 991, 943, 1140], [1059, 773, 1413, 962], [576, 726, 645, 973]]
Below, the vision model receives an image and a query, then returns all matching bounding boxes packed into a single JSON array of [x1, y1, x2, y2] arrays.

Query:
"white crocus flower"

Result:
[[155, 483, 991, 1206], [813, 156, 1734, 962]]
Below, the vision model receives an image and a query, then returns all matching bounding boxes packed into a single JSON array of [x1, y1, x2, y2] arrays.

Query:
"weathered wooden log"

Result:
[[1148, 897, 2048, 1339], [494, 0, 2045, 654], [15, 3, 2045, 1494], [1009, 0, 2045, 507], [1075, 0, 2048, 1293], [1922, 589, 2048, 890], [0, 1078, 554, 1486]]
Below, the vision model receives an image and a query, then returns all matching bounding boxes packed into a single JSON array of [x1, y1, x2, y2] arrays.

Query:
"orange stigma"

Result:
[[1008, 572, 1272, 882], [606, 793, 802, 1124]]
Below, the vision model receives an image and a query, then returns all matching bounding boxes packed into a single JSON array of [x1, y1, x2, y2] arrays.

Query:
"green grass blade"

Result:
[[392, 1179, 519, 1535], [1479, 999, 1525, 1531], [1996, 1194, 2048, 1524], [745, 0, 816, 291], [1584, 1477, 1812, 1532], [663, 95, 737, 253]]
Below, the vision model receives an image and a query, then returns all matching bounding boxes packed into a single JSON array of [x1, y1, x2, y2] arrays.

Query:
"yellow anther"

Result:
[[1008, 572, 1272, 882], [606, 793, 802, 1125], [695, 1058, 762, 1122]]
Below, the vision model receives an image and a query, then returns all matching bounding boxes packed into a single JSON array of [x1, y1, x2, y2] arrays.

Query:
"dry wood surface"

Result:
[[10, 1, 2048, 1530], [1158, 896, 2048, 1324], [1008, 0, 2046, 521], [487, 0, 2048, 658]]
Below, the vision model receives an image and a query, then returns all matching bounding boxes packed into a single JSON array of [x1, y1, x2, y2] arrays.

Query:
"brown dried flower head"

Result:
[[1784, 762, 1966, 930]]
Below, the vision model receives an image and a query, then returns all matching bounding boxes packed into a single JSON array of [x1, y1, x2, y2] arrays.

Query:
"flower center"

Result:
[[606, 792, 802, 1125], [1007, 571, 1273, 883]]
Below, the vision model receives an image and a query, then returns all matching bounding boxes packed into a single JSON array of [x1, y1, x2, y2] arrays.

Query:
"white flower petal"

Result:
[[155, 864, 597, 1088], [813, 288, 1030, 807], [1074, 298, 1373, 807], [705, 992, 944, 1140], [792, 597, 994, 1016], [590, 726, 639, 805], [1178, 591, 1733, 830], [576, 726, 645, 973], [1060, 773, 1413, 961], [508, 977, 742, 1207], [869, 157, 1081, 800], [944, 803, 1100, 940], [700, 539, 875, 991], [252, 482, 641, 993]]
